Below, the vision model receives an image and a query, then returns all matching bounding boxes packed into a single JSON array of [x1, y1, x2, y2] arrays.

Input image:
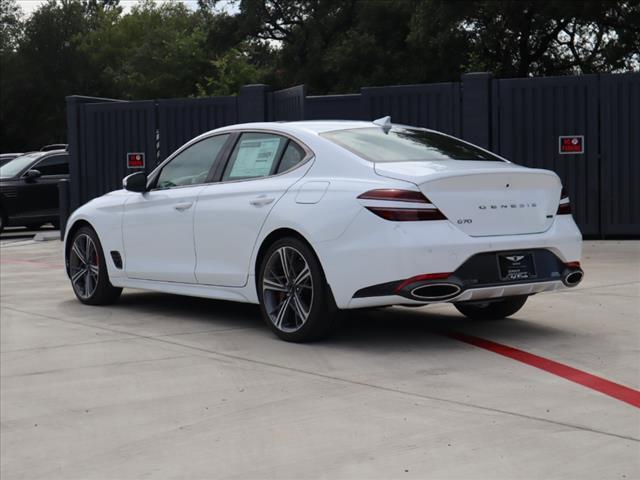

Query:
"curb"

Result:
[[33, 231, 60, 242]]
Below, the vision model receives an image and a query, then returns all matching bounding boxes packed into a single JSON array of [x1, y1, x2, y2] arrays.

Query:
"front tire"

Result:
[[258, 237, 337, 342], [68, 226, 122, 305], [454, 295, 528, 320]]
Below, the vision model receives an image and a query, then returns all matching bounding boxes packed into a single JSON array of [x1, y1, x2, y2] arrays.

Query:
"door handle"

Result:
[[174, 202, 193, 212], [250, 196, 275, 207]]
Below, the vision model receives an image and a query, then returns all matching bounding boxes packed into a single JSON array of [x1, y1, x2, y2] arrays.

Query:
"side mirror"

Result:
[[24, 169, 42, 182], [123, 172, 147, 192]]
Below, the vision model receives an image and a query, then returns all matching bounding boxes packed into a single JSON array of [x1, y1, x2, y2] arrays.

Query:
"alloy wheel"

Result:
[[262, 246, 314, 333], [69, 233, 100, 300]]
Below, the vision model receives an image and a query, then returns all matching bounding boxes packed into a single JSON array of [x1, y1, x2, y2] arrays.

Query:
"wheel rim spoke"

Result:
[[277, 248, 292, 283], [274, 296, 291, 329], [263, 277, 288, 292], [71, 242, 86, 265], [291, 292, 309, 322], [71, 268, 85, 285], [294, 264, 310, 286], [85, 235, 91, 263]]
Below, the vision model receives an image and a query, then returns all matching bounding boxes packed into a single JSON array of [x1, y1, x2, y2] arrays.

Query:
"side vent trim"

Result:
[[110, 251, 123, 269]]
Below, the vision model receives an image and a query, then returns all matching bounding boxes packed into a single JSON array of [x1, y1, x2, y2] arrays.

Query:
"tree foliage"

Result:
[[0, 0, 638, 150]]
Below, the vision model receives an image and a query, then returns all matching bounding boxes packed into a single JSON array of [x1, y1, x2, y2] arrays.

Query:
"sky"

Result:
[[16, 0, 234, 16]]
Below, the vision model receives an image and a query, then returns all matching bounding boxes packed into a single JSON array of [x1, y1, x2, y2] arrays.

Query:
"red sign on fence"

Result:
[[127, 152, 145, 168], [559, 136, 584, 154]]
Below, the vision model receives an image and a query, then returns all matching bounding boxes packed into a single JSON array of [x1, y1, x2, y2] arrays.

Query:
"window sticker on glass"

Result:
[[228, 138, 281, 178]]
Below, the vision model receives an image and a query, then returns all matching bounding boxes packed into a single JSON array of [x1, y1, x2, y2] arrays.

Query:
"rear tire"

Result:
[[454, 295, 528, 320], [68, 226, 122, 305], [258, 237, 337, 342]]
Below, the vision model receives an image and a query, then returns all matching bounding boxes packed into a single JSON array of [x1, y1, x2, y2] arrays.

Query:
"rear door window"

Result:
[[222, 133, 288, 181]]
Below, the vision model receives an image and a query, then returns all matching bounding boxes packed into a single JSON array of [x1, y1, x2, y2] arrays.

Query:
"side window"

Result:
[[222, 133, 287, 181], [277, 141, 306, 173], [156, 134, 229, 189], [34, 154, 68, 176]]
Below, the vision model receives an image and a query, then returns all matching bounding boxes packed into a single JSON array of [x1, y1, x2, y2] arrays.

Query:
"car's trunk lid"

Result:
[[374, 161, 561, 236]]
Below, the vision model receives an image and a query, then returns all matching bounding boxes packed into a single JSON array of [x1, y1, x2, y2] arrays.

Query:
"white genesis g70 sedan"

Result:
[[64, 118, 583, 341]]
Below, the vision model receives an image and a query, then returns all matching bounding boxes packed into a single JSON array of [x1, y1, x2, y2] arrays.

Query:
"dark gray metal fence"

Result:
[[157, 96, 238, 162], [66, 72, 640, 238], [362, 83, 461, 136], [491, 75, 601, 236], [600, 73, 640, 237]]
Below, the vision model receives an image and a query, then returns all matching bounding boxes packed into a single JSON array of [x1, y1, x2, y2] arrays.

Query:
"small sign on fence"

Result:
[[559, 136, 584, 155], [127, 152, 145, 168]]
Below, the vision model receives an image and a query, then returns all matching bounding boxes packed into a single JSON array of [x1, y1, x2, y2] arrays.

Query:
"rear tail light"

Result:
[[357, 189, 429, 203], [358, 189, 447, 221], [557, 187, 572, 215], [565, 261, 581, 269]]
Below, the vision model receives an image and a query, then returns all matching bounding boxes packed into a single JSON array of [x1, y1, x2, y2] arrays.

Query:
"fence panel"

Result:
[[600, 73, 640, 236], [270, 85, 307, 121], [491, 75, 601, 236], [305, 94, 363, 120], [157, 96, 238, 162], [78, 100, 156, 205], [361, 83, 461, 136]]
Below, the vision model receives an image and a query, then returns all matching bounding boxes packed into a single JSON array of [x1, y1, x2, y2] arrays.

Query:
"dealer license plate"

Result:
[[498, 252, 536, 281]]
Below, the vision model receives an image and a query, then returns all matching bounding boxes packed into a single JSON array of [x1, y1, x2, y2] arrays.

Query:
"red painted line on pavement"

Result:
[[449, 332, 640, 409], [0, 258, 64, 269]]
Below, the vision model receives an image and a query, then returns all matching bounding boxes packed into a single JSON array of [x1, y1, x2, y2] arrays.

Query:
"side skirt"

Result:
[[110, 277, 259, 304]]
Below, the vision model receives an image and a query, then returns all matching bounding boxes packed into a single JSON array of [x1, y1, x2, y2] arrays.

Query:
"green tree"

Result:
[[80, 0, 209, 99], [0, 0, 23, 54], [0, 0, 24, 150], [1, 0, 102, 150], [409, 0, 640, 77]]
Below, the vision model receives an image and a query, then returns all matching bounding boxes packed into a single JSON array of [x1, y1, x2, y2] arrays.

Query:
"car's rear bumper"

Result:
[[314, 212, 582, 309], [347, 279, 568, 309]]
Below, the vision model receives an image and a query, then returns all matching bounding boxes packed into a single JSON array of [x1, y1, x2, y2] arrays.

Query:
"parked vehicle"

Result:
[[63, 119, 583, 342], [0, 149, 69, 232], [0, 145, 67, 167], [0, 153, 24, 167]]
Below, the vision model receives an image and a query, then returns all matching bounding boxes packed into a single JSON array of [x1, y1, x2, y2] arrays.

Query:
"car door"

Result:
[[18, 153, 69, 221], [194, 131, 312, 286], [122, 134, 230, 283]]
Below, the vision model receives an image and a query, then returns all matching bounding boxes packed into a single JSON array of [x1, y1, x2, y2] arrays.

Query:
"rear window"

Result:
[[321, 127, 503, 163]]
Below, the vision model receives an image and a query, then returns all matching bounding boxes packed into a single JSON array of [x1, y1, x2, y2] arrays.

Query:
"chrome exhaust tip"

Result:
[[563, 270, 583, 287], [410, 283, 462, 301]]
